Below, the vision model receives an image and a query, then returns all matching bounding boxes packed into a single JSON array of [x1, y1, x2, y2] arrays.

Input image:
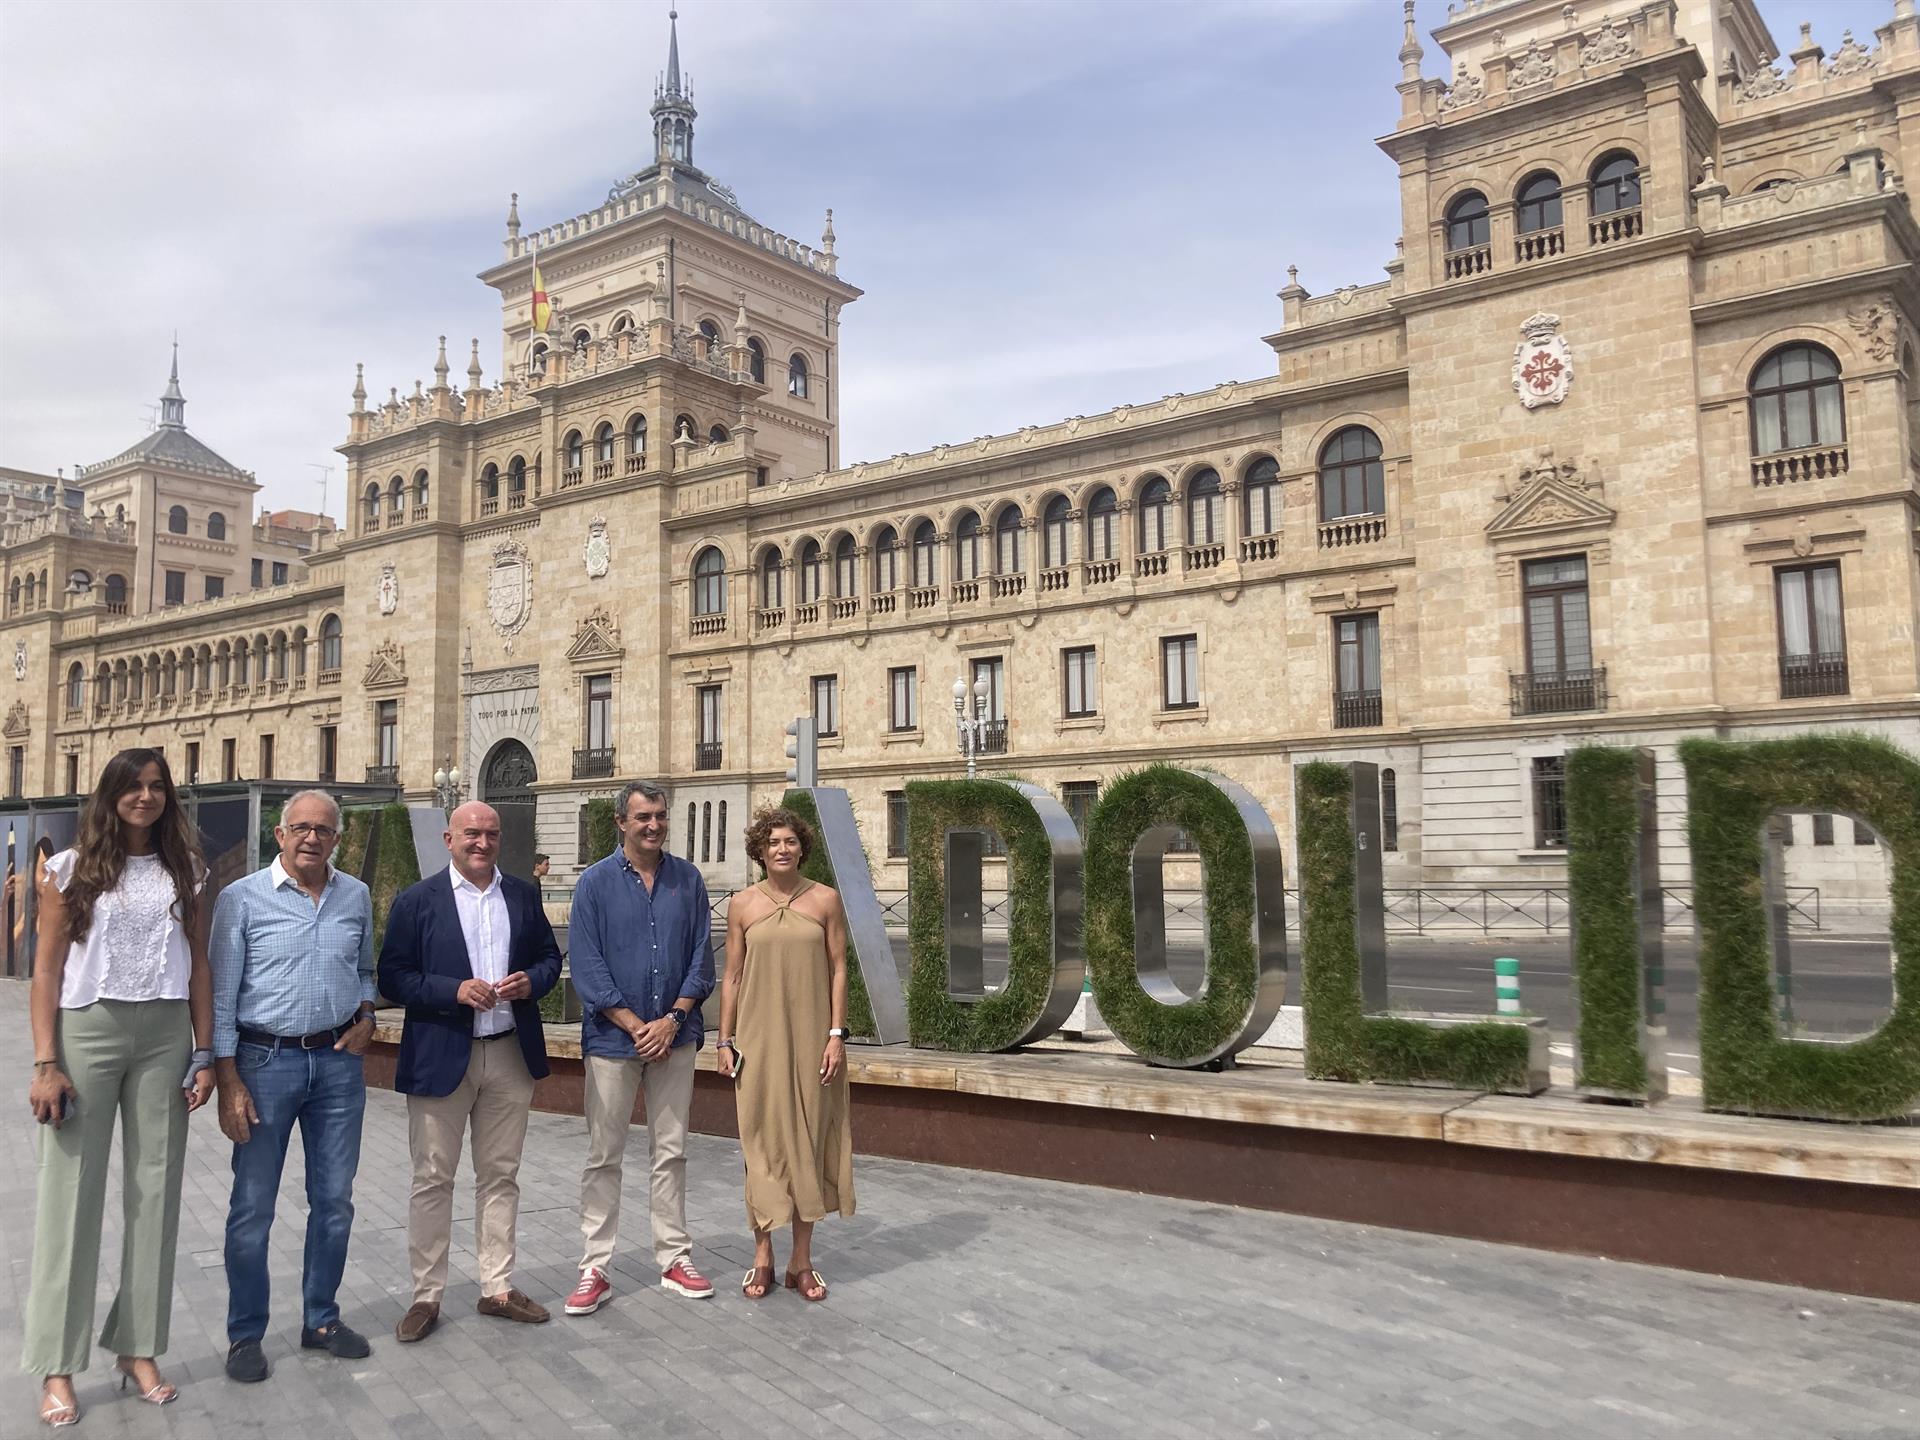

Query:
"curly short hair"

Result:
[[744, 806, 815, 868]]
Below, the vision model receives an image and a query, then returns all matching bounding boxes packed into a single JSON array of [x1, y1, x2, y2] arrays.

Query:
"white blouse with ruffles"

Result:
[[44, 849, 199, 1009]]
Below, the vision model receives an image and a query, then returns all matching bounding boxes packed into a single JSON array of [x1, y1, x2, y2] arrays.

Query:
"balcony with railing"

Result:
[[1333, 688, 1383, 728], [1780, 651, 1849, 699], [1135, 551, 1169, 578], [625, 453, 647, 475], [1515, 227, 1564, 263], [908, 585, 940, 611], [870, 591, 898, 614], [1183, 543, 1225, 573], [1510, 667, 1607, 717], [1083, 559, 1120, 586], [366, 764, 400, 785], [1589, 208, 1641, 246], [573, 746, 616, 779], [560, 467, 585, 490], [1240, 532, 1280, 562], [479, 495, 500, 517], [753, 607, 784, 633], [592, 461, 615, 481], [975, 718, 1009, 755], [953, 579, 981, 604], [1039, 566, 1070, 593], [694, 741, 723, 771], [318, 667, 341, 686], [794, 601, 820, 625], [1443, 243, 1492, 280], [1318, 513, 1387, 549], [1751, 444, 1847, 487], [991, 574, 1025, 599], [690, 612, 727, 637], [507, 490, 528, 510]]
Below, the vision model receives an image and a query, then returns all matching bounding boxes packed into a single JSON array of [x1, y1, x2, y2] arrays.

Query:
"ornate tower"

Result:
[[652, 10, 696, 167], [158, 342, 186, 429]]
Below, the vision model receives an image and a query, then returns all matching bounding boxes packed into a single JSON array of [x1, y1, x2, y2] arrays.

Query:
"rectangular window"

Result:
[[1161, 634, 1199, 710], [376, 700, 398, 768], [185, 741, 201, 784], [222, 737, 236, 781], [204, 575, 224, 601], [886, 790, 908, 859], [811, 674, 840, 737], [696, 685, 722, 770], [1333, 614, 1382, 727], [1532, 755, 1568, 849], [259, 733, 275, 780], [250, 558, 263, 587], [64, 752, 80, 794], [888, 666, 918, 732], [1776, 815, 1794, 847], [7, 746, 21, 798], [1062, 647, 1098, 718], [1776, 562, 1847, 697], [272, 561, 288, 585], [1061, 780, 1099, 838], [970, 657, 1006, 721], [318, 725, 337, 783], [1855, 818, 1877, 846], [1523, 555, 1591, 675], [585, 674, 612, 750], [1381, 767, 1399, 852], [163, 569, 185, 606], [1812, 813, 1835, 846]]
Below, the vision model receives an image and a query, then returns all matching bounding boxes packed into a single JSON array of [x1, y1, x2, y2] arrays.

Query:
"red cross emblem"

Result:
[[1521, 349, 1564, 392]]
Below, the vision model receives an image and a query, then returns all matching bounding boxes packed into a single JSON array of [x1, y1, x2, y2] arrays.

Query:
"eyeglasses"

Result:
[[284, 823, 339, 841]]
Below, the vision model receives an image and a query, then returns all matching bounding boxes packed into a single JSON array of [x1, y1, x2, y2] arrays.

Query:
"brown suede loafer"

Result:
[[395, 1302, 440, 1344], [477, 1289, 550, 1324]]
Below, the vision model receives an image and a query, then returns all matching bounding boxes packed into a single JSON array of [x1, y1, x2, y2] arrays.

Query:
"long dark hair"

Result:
[[64, 748, 201, 944]]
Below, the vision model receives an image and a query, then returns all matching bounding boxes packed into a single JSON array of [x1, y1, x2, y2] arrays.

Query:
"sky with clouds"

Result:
[[0, 0, 1895, 519]]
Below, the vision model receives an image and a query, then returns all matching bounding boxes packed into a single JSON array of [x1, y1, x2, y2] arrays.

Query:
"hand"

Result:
[[218, 1078, 260, 1144], [457, 979, 499, 1011], [634, 1015, 678, 1062], [334, 1015, 374, 1056], [820, 1036, 845, 1084], [186, 1067, 215, 1113], [28, 1066, 75, 1127], [715, 1041, 736, 1079], [494, 971, 531, 1003]]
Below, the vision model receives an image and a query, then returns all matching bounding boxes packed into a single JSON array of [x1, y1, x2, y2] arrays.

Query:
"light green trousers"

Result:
[[21, 998, 191, 1377]]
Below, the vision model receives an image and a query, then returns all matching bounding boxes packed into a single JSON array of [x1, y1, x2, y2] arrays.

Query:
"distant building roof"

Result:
[[78, 348, 255, 485]]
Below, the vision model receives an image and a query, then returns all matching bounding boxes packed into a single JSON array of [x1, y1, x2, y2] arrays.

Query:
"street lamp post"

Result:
[[951, 675, 990, 779], [431, 757, 464, 815]]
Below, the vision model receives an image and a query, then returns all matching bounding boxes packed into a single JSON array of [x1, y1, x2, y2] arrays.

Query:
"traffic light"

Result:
[[783, 717, 818, 789]]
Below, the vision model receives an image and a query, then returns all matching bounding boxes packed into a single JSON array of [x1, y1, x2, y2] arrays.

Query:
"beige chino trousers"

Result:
[[406, 1034, 536, 1305], [578, 1043, 695, 1274]]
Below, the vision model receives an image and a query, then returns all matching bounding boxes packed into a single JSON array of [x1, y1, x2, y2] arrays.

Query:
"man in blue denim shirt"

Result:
[[564, 780, 716, 1314]]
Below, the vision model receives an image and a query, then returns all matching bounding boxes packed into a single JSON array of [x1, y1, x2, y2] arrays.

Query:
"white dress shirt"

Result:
[[449, 864, 514, 1036]]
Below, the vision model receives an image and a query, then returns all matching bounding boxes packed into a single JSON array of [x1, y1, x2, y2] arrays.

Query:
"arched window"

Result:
[[1591, 152, 1641, 214], [22, 574, 35, 610], [530, 341, 548, 375], [272, 631, 289, 681], [572, 327, 592, 351], [1185, 469, 1223, 545], [564, 430, 584, 474], [1516, 172, 1563, 232], [114, 503, 125, 525], [362, 483, 380, 524], [760, 548, 785, 609], [628, 414, 648, 465], [994, 506, 1025, 574], [414, 469, 429, 511], [1137, 478, 1171, 552], [104, 574, 127, 609], [799, 539, 825, 602], [508, 456, 528, 504], [954, 511, 983, 581], [480, 463, 500, 502], [1750, 343, 1844, 455], [788, 352, 810, 399], [320, 615, 342, 671], [167, 504, 188, 534], [1042, 496, 1072, 567], [67, 569, 92, 599], [1243, 456, 1279, 536], [207, 512, 226, 541], [708, 424, 730, 445], [595, 423, 615, 464], [1085, 486, 1118, 562], [872, 525, 900, 591], [833, 534, 857, 596], [746, 338, 767, 384], [1445, 191, 1490, 250], [717, 801, 728, 863], [911, 519, 940, 587], [692, 546, 726, 616], [388, 475, 405, 516], [66, 663, 83, 712], [610, 313, 633, 335], [1319, 426, 1386, 520], [698, 318, 721, 349], [686, 802, 696, 857]]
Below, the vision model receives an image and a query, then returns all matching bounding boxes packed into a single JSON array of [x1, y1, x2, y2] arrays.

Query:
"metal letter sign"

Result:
[[805, 786, 908, 1043]]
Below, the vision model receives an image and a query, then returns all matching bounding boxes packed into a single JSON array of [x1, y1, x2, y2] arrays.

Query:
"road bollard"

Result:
[[1494, 957, 1521, 1015]]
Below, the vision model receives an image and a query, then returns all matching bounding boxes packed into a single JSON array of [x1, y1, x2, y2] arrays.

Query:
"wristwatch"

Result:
[[667, 1008, 688, 1028], [827, 1028, 848, 1039]]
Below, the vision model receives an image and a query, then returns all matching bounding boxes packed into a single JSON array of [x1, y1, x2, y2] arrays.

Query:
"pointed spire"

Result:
[[734, 291, 750, 344], [352, 362, 367, 414], [822, 208, 836, 256], [433, 335, 450, 389], [158, 340, 187, 429], [1398, 0, 1424, 82], [467, 338, 484, 390], [506, 192, 520, 238], [665, 8, 682, 96], [652, 8, 697, 166]]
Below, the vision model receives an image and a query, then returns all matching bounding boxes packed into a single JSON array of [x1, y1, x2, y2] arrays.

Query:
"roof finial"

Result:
[[1399, 0, 1424, 82], [433, 335, 450, 388], [467, 338, 484, 390], [159, 340, 187, 429], [666, 9, 682, 96], [822, 207, 837, 255], [506, 192, 520, 238], [734, 290, 750, 344], [352, 362, 367, 413]]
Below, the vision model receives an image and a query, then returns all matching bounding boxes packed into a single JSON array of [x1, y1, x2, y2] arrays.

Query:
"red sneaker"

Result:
[[660, 1259, 713, 1299], [564, 1268, 611, 1316]]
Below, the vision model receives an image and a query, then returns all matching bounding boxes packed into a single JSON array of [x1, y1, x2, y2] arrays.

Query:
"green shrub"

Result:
[[1083, 765, 1259, 1066], [366, 803, 421, 956], [1681, 734, 1920, 1119], [778, 789, 877, 1039], [1566, 747, 1663, 1097], [580, 798, 618, 865], [905, 778, 1064, 1051], [336, 806, 374, 878], [1296, 762, 1533, 1091]]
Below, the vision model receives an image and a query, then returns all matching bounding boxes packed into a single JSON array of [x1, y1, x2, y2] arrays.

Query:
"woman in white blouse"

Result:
[[23, 749, 213, 1428]]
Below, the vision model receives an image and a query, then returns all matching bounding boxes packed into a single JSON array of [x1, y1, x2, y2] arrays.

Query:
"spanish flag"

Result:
[[530, 252, 551, 333]]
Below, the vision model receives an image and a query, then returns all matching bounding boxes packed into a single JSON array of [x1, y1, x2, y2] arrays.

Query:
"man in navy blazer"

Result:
[[376, 802, 561, 1344]]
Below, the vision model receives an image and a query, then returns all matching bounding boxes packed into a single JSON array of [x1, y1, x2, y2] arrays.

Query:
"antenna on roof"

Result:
[[306, 462, 334, 519], [139, 404, 159, 432]]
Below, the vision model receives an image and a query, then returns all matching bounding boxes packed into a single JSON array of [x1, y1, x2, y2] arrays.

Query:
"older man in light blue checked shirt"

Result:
[[209, 789, 376, 1385]]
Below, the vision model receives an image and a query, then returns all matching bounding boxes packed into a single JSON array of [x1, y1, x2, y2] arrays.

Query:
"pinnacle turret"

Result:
[[158, 341, 186, 429], [652, 9, 697, 167]]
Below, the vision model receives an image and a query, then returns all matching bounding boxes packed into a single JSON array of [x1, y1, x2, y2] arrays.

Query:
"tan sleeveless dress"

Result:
[[735, 879, 855, 1230]]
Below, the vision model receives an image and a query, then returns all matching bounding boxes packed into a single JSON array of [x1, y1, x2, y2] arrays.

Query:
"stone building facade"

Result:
[[5, 2, 1917, 918]]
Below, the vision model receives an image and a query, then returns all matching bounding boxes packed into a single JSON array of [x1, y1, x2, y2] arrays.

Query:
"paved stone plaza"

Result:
[[2, 1015, 1917, 1435]]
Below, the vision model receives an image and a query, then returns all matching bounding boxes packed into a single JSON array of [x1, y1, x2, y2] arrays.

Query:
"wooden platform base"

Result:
[[365, 1024, 1920, 1304]]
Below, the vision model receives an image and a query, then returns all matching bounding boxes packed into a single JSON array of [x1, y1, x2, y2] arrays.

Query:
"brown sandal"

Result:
[[784, 1268, 828, 1302], [742, 1265, 776, 1299]]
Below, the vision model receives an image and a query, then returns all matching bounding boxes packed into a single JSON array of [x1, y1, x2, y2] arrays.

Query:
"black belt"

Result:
[[238, 1021, 353, 1051], [474, 1030, 517, 1042]]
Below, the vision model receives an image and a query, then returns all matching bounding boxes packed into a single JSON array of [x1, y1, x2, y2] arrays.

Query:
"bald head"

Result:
[[445, 802, 503, 886]]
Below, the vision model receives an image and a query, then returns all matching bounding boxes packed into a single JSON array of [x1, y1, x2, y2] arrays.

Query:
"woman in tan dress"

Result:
[[716, 807, 854, 1302]]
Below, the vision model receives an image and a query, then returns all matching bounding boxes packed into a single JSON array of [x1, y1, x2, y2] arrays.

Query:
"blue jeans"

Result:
[[223, 1041, 366, 1344]]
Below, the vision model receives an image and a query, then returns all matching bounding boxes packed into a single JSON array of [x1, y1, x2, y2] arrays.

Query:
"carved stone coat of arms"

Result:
[[584, 516, 610, 580], [1512, 312, 1574, 410], [487, 540, 532, 636]]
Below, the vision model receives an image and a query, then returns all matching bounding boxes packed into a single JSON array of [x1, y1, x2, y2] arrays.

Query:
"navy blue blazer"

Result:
[[377, 868, 562, 1098]]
